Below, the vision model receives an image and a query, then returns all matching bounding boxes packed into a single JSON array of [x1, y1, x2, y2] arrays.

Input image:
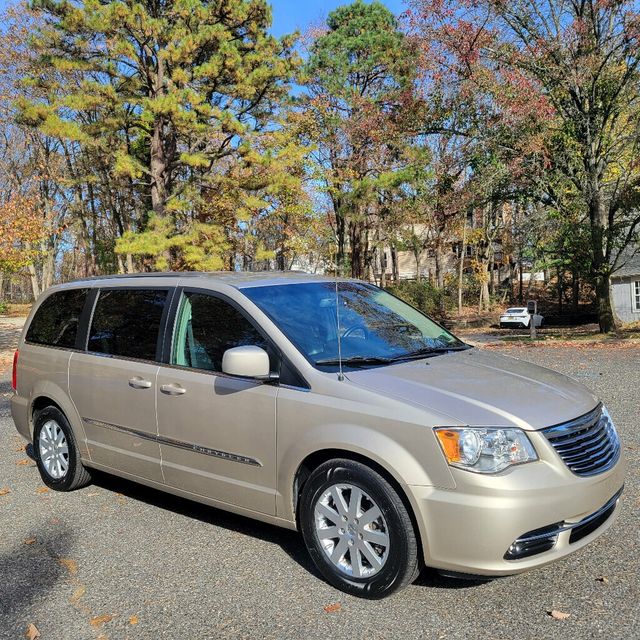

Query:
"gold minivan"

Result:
[[11, 273, 625, 598]]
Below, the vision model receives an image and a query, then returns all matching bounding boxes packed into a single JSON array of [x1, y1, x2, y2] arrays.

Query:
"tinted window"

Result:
[[172, 292, 268, 372], [88, 289, 168, 361], [26, 289, 88, 348]]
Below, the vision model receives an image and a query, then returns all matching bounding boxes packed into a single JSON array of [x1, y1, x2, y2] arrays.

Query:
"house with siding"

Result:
[[610, 245, 640, 324]]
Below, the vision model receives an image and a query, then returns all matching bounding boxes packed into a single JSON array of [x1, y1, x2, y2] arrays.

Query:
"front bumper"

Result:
[[409, 447, 626, 576], [500, 318, 528, 328]]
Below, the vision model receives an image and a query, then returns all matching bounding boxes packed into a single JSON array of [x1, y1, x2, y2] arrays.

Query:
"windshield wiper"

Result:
[[315, 355, 394, 367], [389, 344, 471, 361]]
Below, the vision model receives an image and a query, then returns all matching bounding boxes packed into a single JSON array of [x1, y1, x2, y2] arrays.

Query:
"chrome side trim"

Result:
[[514, 487, 623, 545], [82, 417, 262, 467]]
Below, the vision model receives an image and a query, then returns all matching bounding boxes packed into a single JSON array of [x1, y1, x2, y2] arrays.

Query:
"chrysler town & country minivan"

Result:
[[11, 272, 625, 598]]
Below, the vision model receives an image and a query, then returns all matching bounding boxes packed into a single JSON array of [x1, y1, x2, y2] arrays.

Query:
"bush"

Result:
[[0, 301, 8, 315], [386, 280, 445, 319]]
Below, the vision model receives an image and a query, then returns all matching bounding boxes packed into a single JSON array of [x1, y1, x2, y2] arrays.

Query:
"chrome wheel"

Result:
[[314, 483, 390, 578], [39, 420, 69, 479]]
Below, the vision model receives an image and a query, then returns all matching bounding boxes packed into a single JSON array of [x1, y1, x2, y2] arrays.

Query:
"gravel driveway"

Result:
[[0, 330, 638, 640]]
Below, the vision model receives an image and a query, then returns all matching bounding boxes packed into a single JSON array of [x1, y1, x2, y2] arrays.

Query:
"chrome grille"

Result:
[[543, 405, 621, 477]]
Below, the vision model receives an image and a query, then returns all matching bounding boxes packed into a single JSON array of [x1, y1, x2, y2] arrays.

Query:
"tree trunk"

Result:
[[458, 222, 467, 315], [434, 242, 444, 289], [27, 262, 40, 301], [557, 267, 563, 314], [588, 193, 615, 332], [391, 246, 399, 283], [572, 270, 579, 313]]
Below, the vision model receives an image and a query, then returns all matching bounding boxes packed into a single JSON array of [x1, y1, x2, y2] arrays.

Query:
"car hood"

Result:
[[344, 348, 598, 430]]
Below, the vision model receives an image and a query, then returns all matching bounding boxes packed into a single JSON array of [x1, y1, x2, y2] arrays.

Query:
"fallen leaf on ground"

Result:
[[90, 614, 113, 627], [23, 537, 37, 545], [25, 623, 40, 639], [36, 487, 49, 494], [15, 444, 26, 452], [596, 576, 609, 584], [86, 492, 99, 497], [548, 610, 570, 620], [16, 459, 32, 466], [70, 585, 86, 604], [0, 487, 10, 496], [50, 517, 61, 525], [57, 558, 78, 575], [129, 615, 139, 625], [323, 603, 341, 613]]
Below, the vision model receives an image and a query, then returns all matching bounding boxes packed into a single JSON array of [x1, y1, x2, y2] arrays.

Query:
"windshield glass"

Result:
[[243, 281, 467, 371]]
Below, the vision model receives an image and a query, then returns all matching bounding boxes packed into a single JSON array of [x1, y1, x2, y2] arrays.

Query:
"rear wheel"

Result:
[[33, 406, 92, 491], [299, 459, 420, 599]]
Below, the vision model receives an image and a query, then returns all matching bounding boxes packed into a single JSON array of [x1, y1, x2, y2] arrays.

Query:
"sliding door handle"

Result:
[[129, 377, 152, 389], [160, 383, 187, 396]]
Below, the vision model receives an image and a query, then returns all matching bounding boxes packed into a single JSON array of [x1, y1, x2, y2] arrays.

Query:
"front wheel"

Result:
[[299, 459, 420, 599], [33, 406, 92, 491]]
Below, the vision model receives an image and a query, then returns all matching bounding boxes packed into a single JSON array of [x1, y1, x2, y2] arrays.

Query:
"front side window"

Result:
[[243, 281, 467, 371], [26, 288, 88, 348], [634, 281, 640, 312], [88, 289, 168, 361], [172, 292, 268, 372]]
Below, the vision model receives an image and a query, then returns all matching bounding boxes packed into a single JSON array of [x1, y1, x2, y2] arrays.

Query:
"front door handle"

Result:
[[160, 383, 187, 396], [129, 377, 152, 389]]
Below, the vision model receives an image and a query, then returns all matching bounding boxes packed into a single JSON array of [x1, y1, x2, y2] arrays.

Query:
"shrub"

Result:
[[0, 301, 8, 315]]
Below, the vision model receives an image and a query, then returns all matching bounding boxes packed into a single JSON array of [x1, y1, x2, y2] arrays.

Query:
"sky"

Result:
[[269, 0, 406, 37], [0, 0, 408, 34]]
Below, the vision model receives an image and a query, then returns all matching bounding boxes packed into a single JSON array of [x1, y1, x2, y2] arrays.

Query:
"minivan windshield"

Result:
[[243, 281, 468, 371]]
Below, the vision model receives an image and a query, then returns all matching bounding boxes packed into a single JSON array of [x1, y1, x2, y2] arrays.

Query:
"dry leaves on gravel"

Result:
[[57, 558, 78, 575], [23, 537, 37, 545], [16, 459, 33, 466], [0, 487, 10, 496], [35, 487, 49, 494], [129, 615, 139, 625], [323, 603, 342, 613], [90, 614, 113, 628], [25, 623, 40, 639], [548, 610, 571, 620]]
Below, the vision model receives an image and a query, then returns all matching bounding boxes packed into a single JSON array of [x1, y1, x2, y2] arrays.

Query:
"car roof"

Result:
[[61, 271, 348, 290]]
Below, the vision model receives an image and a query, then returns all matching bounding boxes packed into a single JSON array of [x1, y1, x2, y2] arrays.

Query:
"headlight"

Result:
[[434, 427, 538, 473]]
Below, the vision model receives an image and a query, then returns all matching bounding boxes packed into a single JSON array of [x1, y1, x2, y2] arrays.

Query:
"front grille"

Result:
[[543, 405, 620, 477]]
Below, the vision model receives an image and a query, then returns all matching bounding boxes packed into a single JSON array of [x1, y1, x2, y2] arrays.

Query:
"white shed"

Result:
[[610, 246, 640, 324]]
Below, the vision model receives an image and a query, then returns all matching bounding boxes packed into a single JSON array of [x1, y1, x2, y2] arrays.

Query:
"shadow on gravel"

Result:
[[0, 524, 74, 634], [89, 471, 320, 578], [89, 471, 500, 591], [414, 569, 495, 590]]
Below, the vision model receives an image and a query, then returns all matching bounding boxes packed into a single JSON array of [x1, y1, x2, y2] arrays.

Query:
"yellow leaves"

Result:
[[323, 603, 342, 613], [129, 615, 139, 625], [0, 487, 10, 496], [16, 459, 33, 466], [113, 151, 148, 179], [23, 537, 37, 545], [36, 487, 49, 494], [0, 193, 46, 274]]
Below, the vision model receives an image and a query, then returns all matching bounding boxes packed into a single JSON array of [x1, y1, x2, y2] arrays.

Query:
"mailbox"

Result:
[[527, 300, 537, 315]]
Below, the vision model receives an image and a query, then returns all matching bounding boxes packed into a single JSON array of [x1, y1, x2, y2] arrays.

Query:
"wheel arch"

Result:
[[292, 447, 426, 566], [28, 383, 89, 460]]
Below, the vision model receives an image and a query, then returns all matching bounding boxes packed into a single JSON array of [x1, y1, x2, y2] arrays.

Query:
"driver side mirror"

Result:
[[222, 345, 274, 380]]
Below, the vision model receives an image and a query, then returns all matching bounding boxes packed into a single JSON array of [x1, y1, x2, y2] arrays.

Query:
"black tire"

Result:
[[33, 406, 92, 491], [299, 459, 420, 599]]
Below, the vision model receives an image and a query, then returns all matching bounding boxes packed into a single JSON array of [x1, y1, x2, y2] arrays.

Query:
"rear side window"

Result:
[[26, 289, 88, 348], [88, 289, 168, 361]]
